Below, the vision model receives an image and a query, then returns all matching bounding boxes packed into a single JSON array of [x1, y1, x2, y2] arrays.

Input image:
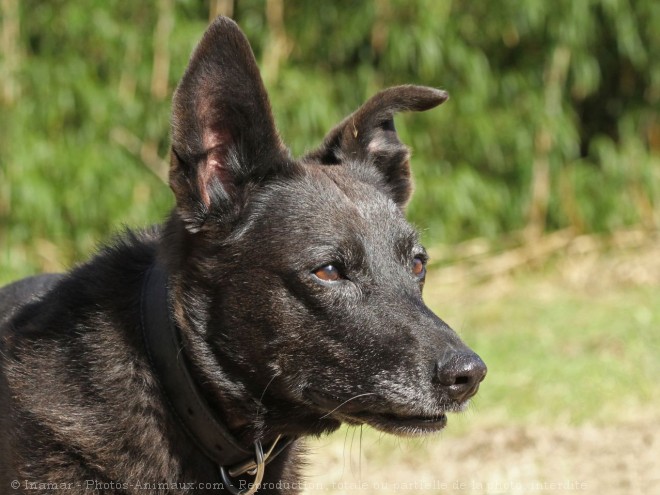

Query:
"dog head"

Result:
[[165, 17, 486, 438]]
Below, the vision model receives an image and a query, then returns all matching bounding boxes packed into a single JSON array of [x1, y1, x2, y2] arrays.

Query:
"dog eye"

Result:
[[313, 264, 343, 282], [412, 256, 426, 279]]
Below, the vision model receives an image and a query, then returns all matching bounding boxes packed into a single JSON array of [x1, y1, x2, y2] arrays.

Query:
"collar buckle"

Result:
[[220, 441, 265, 495]]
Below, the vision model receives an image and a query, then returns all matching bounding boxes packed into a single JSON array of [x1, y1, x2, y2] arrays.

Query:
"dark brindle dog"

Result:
[[0, 17, 486, 495]]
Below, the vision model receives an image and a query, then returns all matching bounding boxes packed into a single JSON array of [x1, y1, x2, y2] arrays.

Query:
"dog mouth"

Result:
[[341, 410, 448, 435], [307, 391, 451, 435]]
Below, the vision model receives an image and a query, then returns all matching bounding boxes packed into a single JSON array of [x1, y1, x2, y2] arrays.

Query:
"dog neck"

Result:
[[140, 261, 294, 479]]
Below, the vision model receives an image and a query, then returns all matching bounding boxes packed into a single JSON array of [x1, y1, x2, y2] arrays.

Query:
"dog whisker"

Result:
[[350, 425, 358, 479], [319, 392, 377, 420], [254, 374, 278, 421], [341, 426, 352, 480], [359, 424, 363, 482]]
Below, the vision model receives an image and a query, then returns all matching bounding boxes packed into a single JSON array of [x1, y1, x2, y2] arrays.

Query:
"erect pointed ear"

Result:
[[304, 85, 447, 207], [169, 16, 289, 232]]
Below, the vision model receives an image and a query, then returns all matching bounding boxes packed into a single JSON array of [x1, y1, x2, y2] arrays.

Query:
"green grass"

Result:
[[424, 268, 660, 430]]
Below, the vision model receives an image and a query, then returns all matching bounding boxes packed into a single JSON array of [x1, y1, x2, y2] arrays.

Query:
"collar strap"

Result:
[[140, 262, 292, 471]]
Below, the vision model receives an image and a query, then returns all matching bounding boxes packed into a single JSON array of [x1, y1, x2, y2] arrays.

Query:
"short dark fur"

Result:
[[0, 17, 485, 494]]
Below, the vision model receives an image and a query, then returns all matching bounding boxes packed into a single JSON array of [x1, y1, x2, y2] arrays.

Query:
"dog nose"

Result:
[[434, 352, 487, 402]]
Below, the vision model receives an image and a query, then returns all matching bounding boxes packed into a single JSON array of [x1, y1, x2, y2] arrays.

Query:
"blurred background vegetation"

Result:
[[1, 0, 658, 280], [1, 2, 659, 492]]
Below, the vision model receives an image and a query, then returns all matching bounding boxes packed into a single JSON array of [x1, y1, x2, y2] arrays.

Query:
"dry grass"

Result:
[[303, 417, 659, 494]]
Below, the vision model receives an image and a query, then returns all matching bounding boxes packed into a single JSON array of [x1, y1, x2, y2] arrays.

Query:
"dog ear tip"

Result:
[[427, 87, 449, 106], [206, 16, 245, 41], [210, 15, 239, 28], [402, 85, 449, 110]]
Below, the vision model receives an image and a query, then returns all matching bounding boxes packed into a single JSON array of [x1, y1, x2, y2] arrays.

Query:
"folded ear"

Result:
[[169, 16, 289, 232], [304, 85, 448, 207]]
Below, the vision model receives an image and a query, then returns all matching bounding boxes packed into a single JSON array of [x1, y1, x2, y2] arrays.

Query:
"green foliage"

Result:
[[0, 0, 658, 280]]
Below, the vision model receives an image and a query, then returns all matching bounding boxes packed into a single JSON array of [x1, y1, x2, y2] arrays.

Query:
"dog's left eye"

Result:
[[313, 264, 344, 283], [412, 256, 426, 279]]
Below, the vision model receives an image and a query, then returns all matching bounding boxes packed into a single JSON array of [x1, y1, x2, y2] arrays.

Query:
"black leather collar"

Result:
[[140, 261, 292, 474]]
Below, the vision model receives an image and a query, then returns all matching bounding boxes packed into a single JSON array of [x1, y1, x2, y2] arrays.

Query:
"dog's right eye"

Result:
[[313, 264, 343, 283]]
